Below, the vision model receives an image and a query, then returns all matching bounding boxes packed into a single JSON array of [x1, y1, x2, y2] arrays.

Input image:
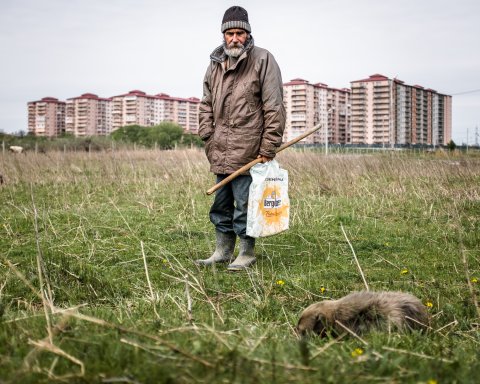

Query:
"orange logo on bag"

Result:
[[259, 186, 289, 225]]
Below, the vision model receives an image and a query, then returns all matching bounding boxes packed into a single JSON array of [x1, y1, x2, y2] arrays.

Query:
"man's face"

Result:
[[224, 29, 248, 48]]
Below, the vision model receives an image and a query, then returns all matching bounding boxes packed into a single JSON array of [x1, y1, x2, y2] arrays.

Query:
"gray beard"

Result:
[[223, 43, 244, 58]]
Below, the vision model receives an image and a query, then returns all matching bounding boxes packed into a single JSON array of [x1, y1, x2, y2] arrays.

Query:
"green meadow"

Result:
[[1, 149, 479, 383]]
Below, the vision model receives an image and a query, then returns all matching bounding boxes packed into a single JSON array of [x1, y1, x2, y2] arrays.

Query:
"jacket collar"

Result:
[[210, 36, 255, 64]]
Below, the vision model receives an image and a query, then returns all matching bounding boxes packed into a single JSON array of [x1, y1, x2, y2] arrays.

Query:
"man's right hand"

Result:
[[257, 155, 274, 163]]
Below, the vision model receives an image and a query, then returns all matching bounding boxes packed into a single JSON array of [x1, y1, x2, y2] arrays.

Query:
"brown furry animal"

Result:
[[296, 291, 428, 337]]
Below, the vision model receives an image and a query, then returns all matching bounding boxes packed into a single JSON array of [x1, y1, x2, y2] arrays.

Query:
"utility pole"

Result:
[[326, 107, 335, 155], [325, 122, 328, 155], [466, 128, 469, 152], [475, 126, 479, 147], [390, 80, 394, 148]]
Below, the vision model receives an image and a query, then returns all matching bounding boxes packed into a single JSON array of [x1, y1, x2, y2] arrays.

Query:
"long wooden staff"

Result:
[[206, 123, 323, 195]]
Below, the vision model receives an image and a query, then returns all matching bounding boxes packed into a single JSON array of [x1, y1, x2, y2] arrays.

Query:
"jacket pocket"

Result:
[[205, 135, 216, 163], [243, 81, 261, 114]]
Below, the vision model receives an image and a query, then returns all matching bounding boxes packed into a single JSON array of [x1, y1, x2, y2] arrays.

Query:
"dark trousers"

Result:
[[209, 174, 252, 239]]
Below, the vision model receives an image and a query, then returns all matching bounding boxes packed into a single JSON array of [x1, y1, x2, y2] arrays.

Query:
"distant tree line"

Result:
[[0, 122, 203, 152], [110, 122, 203, 149]]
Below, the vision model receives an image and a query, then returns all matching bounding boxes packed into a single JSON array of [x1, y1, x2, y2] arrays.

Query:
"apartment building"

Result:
[[156, 94, 200, 134], [111, 90, 157, 131], [392, 82, 452, 146], [325, 85, 351, 144], [283, 79, 351, 144], [66, 93, 112, 136], [111, 90, 200, 133], [283, 79, 317, 144], [351, 74, 452, 145], [350, 74, 391, 145], [28, 97, 66, 137]]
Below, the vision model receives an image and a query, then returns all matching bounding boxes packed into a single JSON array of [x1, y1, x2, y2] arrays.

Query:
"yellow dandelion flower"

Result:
[[351, 348, 364, 357], [426, 301, 433, 308], [320, 286, 326, 293], [400, 268, 409, 275], [276, 280, 285, 286], [427, 379, 438, 384], [471, 277, 478, 283], [162, 259, 168, 264]]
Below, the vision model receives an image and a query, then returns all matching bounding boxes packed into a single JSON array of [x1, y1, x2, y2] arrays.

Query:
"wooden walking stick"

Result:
[[206, 123, 323, 195]]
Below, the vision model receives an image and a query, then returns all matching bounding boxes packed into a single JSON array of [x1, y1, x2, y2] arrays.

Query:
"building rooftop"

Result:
[[284, 78, 310, 86], [351, 74, 390, 83], [28, 97, 66, 104]]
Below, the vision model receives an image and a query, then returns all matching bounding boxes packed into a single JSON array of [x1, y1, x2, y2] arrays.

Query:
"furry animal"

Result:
[[296, 291, 428, 337], [9, 145, 24, 154]]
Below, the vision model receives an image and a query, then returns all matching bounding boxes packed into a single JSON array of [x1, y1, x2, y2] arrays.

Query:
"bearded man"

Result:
[[196, 6, 286, 271]]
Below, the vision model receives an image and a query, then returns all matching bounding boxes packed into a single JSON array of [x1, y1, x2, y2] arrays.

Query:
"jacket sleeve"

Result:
[[198, 63, 215, 141], [258, 52, 286, 158]]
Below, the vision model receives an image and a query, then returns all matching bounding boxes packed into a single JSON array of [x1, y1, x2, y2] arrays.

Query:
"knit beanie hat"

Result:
[[221, 6, 251, 33]]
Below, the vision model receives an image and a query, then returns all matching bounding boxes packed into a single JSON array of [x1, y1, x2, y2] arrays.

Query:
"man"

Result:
[[196, 6, 286, 271]]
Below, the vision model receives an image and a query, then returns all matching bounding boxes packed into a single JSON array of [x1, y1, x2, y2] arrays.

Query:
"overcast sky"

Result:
[[1, 0, 479, 144]]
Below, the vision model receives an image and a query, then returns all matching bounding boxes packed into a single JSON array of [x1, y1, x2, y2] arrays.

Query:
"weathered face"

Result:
[[223, 28, 248, 48]]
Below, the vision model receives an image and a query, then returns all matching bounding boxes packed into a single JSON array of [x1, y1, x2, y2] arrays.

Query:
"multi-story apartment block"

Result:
[[27, 97, 66, 137], [326, 85, 351, 144], [392, 82, 452, 146], [111, 90, 200, 134], [283, 79, 318, 144], [66, 93, 112, 136], [187, 98, 200, 134], [350, 74, 391, 145], [283, 79, 351, 144], [111, 90, 157, 131], [156, 94, 200, 134], [351, 74, 452, 146]]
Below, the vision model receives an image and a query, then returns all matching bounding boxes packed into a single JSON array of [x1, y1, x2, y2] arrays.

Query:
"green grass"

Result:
[[1, 149, 479, 383]]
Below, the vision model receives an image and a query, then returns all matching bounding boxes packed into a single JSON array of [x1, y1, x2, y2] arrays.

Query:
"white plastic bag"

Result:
[[246, 159, 290, 238]]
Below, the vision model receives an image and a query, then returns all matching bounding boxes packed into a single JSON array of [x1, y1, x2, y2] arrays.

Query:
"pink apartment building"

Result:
[[351, 74, 452, 146], [111, 90, 200, 133], [283, 79, 351, 144], [315, 83, 351, 144], [28, 97, 66, 137], [111, 90, 157, 130], [66, 93, 112, 136], [156, 94, 200, 134]]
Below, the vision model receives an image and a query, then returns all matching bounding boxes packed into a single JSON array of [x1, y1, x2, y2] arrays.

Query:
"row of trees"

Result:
[[1, 123, 204, 151], [110, 122, 203, 149]]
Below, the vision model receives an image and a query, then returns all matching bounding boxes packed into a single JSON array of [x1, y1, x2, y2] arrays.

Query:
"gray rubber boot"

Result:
[[227, 237, 256, 271], [195, 231, 236, 266]]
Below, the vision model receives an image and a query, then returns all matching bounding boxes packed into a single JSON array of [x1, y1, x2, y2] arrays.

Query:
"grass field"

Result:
[[1, 149, 479, 383]]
